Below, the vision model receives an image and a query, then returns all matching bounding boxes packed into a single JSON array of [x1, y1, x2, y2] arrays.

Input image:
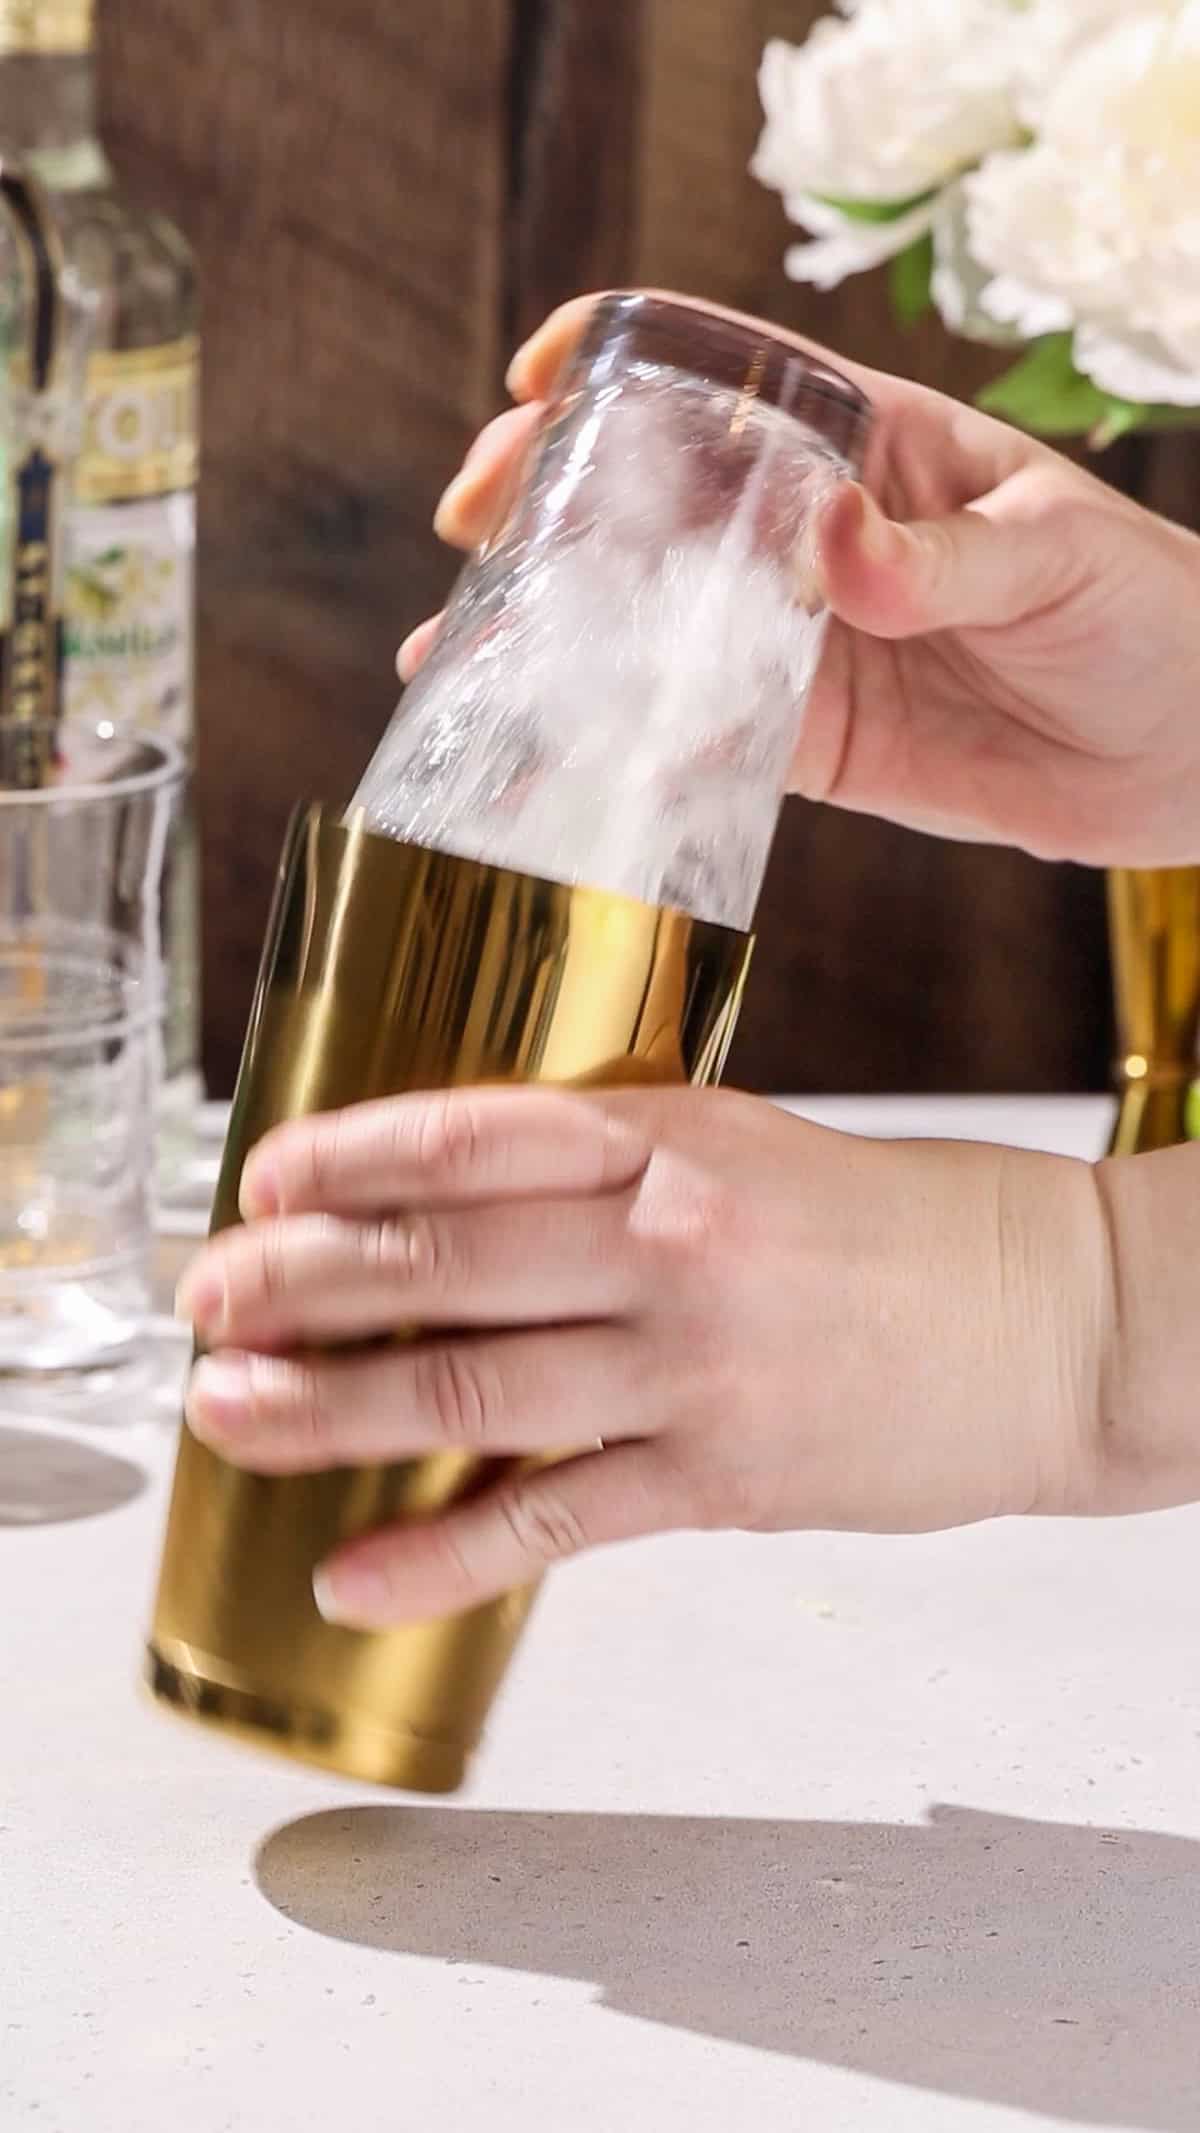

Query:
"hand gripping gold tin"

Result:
[[148, 808, 754, 1793]]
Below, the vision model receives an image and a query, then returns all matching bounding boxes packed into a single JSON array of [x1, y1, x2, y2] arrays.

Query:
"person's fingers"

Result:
[[504, 294, 600, 401], [239, 1088, 653, 1221], [185, 1323, 650, 1474], [397, 612, 444, 683], [432, 402, 544, 550], [816, 472, 1085, 639], [178, 1192, 643, 1350], [428, 298, 1041, 665], [313, 1440, 682, 1624]]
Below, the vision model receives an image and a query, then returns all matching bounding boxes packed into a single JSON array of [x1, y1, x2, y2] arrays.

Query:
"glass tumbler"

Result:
[[356, 292, 872, 925], [0, 720, 184, 1384]]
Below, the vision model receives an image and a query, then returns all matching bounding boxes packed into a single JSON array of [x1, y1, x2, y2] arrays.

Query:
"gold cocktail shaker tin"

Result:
[[148, 806, 754, 1793], [1108, 866, 1200, 1155]]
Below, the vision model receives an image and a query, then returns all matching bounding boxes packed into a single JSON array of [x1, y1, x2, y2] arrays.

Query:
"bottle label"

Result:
[[0, 1, 94, 54], [64, 338, 198, 740], [62, 489, 195, 741], [74, 337, 198, 506]]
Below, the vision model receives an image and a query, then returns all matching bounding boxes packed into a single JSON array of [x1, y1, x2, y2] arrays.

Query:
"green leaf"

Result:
[[1186, 1081, 1200, 1144], [976, 334, 1147, 445], [814, 189, 936, 225], [1089, 400, 1147, 450], [889, 232, 935, 329]]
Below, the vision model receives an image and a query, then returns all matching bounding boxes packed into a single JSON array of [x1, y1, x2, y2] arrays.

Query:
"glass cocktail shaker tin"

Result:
[[148, 295, 871, 1792]]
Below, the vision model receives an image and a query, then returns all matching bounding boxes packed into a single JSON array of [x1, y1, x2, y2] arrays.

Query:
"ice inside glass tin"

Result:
[[355, 302, 869, 931]]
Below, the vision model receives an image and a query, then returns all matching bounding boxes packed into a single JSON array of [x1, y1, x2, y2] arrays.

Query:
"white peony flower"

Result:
[[780, 192, 941, 293], [929, 184, 1030, 346], [965, 7, 1200, 405], [1018, 0, 1177, 124], [752, 0, 1026, 284]]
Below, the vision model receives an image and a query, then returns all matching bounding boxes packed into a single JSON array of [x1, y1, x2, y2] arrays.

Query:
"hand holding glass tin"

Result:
[[150, 295, 871, 1793]]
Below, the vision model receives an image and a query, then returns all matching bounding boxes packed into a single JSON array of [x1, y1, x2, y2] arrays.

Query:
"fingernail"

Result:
[[432, 473, 472, 542], [793, 536, 824, 616], [313, 1561, 393, 1628], [239, 1161, 279, 1220], [187, 1354, 255, 1437], [312, 1567, 344, 1623], [396, 631, 421, 683], [504, 339, 534, 396], [174, 1266, 225, 1332]]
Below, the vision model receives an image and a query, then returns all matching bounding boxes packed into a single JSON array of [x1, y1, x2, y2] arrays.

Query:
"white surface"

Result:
[[782, 1092, 1117, 1160], [4, 1096, 1198, 2133]]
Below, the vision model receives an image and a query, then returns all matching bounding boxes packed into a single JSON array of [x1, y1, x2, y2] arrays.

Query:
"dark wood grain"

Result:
[[1140, 435, 1200, 531], [99, 0, 510, 1092], [505, 0, 643, 345], [735, 807, 1112, 1096]]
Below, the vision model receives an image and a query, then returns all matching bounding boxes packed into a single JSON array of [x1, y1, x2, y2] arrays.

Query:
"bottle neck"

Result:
[[0, 52, 108, 186]]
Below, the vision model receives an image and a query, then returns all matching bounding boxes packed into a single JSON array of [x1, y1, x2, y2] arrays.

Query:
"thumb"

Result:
[[816, 477, 1075, 639]]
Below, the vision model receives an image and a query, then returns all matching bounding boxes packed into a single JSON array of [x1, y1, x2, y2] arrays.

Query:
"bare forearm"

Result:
[[1092, 1146, 1200, 1513]]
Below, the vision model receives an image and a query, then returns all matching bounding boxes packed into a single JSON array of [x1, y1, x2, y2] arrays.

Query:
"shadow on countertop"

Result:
[[0, 1425, 145, 1526], [256, 1800, 1200, 2129]]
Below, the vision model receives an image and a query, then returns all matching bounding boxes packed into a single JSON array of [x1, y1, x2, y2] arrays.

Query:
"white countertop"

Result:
[[5, 1097, 1199, 2133]]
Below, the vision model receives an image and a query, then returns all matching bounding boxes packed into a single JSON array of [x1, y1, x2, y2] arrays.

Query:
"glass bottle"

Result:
[[0, 161, 91, 785], [0, 0, 201, 1166]]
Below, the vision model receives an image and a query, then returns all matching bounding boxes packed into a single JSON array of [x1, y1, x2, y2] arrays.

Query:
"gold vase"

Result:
[[1107, 866, 1200, 1156], [147, 807, 754, 1793]]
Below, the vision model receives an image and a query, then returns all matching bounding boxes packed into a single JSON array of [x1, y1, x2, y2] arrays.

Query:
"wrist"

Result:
[[1086, 1147, 1200, 1516], [991, 1148, 1116, 1521]]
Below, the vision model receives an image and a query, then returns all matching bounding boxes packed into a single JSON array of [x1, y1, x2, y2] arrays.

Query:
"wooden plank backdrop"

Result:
[[97, 0, 1182, 1097]]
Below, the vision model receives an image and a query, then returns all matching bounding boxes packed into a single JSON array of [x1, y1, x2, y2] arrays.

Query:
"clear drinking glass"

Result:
[[0, 719, 183, 1386], [356, 292, 872, 929]]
